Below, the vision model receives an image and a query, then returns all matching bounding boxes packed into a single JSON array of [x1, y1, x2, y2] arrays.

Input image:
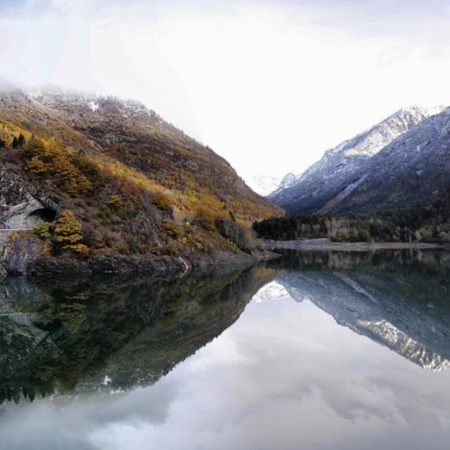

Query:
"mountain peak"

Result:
[[269, 104, 449, 214]]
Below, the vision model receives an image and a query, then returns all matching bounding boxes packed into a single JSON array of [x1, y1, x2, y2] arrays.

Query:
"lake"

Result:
[[0, 249, 449, 449]]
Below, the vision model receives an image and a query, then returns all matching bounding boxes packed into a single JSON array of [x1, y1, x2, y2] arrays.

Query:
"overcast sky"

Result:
[[2, 0, 450, 180]]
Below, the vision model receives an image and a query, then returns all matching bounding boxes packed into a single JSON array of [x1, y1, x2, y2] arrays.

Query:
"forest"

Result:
[[253, 186, 450, 244]]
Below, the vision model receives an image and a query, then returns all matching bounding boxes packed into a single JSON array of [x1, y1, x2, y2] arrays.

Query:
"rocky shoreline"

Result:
[[27, 249, 276, 278], [0, 234, 278, 281], [7, 235, 446, 281]]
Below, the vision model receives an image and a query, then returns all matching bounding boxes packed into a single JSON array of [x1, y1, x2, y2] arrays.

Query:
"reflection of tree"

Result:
[[0, 265, 279, 405], [58, 296, 88, 334], [37, 293, 89, 334], [268, 249, 450, 292]]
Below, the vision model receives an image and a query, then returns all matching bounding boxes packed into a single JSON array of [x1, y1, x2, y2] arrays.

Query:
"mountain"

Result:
[[245, 175, 283, 196], [269, 105, 449, 214], [252, 280, 289, 303], [0, 87, 283, 266]]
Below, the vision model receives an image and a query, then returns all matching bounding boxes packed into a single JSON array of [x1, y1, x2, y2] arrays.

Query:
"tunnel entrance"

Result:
[[28, 207, 57, 223]]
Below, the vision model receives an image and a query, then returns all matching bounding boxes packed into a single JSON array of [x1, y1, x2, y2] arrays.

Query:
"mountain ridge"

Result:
[[0, 86, 282, 274], [269, 105, 449, 214]]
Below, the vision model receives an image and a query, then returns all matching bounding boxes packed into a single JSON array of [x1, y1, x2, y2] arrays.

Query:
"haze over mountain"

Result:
[[270, 105, 450, 214]]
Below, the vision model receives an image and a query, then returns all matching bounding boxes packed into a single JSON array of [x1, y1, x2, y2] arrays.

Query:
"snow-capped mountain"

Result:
[[269, 105, 448, 214], [277, 172, 297, 190], [252, 280, 290, 303], [246, 175, 283, 197]]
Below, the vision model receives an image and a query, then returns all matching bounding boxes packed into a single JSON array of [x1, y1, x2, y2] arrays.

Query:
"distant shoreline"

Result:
[[262, 238, 446, 252]]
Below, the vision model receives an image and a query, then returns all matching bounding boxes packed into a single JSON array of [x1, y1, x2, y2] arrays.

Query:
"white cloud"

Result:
[[2, 1, 450, 180]]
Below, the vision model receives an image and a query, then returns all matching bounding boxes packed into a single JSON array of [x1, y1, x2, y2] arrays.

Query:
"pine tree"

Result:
[[54, 210, 87, 253], [21, 135, 45, 157], [17, 133, 25, 148]]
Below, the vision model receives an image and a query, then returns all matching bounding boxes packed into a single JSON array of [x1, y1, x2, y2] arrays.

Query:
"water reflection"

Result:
[[268, 249, 450, 371], [1, 251, 450, 449], [0, 265, 279, 405]]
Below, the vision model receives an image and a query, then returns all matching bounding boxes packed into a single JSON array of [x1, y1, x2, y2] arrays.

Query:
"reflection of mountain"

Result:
[[0, 265, 279, 404], [272, 250, 450, 371]]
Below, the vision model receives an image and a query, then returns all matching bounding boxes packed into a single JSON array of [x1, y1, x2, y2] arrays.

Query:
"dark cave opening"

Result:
[[28, 207, 57, 223]]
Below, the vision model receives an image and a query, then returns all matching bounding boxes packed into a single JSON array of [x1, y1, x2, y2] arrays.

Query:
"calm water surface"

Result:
[[0, 250, 450, 449]]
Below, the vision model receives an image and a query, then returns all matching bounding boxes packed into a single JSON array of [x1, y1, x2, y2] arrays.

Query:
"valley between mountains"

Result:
[[254, 105, 450, 247], [0, 87, 449, 279]]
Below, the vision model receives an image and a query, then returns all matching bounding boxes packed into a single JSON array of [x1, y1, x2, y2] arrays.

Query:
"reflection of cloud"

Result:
[[90, 381, 180, 427], [0, 402, 98, 450], [83, 300, 450, 449], [2, 286, 450, 449], [0, 378, 180, 450]]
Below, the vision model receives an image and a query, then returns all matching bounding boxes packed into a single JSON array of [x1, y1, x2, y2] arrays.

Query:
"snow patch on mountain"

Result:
[[253, 281, 291, 303], [89, 101, 99, 112], [246, 175, 283, 196]]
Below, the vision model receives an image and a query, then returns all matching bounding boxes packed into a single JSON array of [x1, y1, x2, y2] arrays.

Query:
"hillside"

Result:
[[0, 87, 282, 268], [269, 106, 449, 214]]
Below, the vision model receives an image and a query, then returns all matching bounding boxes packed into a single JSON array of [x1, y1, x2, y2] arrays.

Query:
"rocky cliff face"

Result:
[[0, 166, 59, 277], [270, 106, 448, 214], [326, 108, 450, 213], [0, 166, 59, 230]]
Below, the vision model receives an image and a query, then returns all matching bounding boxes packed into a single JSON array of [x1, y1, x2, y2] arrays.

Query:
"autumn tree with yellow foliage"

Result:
[[54, 210, 87, 254]]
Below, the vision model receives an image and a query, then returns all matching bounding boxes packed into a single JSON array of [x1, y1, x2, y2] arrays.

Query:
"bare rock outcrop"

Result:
[[0, 166, 59, 230]]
